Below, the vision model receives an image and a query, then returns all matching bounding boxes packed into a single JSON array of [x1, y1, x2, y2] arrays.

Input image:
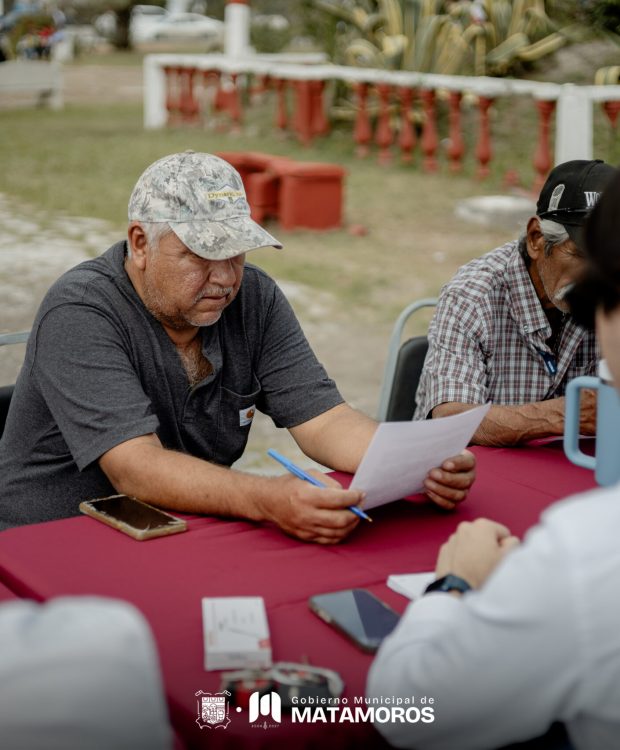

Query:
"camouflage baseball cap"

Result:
[[128, 151, 282, 260]]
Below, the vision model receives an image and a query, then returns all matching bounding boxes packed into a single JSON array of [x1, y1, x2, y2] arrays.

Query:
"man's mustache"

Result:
[[193, 286, 233, 303]]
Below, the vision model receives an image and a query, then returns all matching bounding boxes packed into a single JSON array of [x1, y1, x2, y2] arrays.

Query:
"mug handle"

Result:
[[563, 376, 598, 470]]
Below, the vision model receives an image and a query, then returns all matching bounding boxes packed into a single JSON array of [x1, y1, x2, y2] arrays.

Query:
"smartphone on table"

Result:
[[79, 494, 187, 541], [308, 588, 400, 653]]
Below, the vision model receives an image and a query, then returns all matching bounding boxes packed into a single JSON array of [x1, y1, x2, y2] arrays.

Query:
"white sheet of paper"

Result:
[[387, 572, 435, 600], [350, 403, 490, 509]]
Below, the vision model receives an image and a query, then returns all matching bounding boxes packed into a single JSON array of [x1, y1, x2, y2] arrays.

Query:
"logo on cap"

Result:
[[208, 189, 245, 201], [547, 184, 565, 212]]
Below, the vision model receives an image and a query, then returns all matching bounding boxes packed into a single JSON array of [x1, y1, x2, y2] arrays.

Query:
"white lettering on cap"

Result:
[[548, 184, 565, 212], [584, 191, 600, 208]]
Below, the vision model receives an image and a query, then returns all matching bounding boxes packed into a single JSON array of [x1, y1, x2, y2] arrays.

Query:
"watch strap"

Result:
[[424, 574, 472, 595]]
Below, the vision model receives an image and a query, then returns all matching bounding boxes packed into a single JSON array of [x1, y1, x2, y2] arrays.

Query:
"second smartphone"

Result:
[[309, 588, 400, 653]]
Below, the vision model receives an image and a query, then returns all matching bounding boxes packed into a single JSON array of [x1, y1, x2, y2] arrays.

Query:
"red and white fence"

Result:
[[144, 53, 620, 186]]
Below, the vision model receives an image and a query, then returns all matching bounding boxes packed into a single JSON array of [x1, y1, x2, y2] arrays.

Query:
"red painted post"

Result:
[[310, 80, 330, 137], [274, 78, 288, 131], [532, 98, 556, 192], [475, 95, 494, 180], [447, 91, 465, 173], [353, 82, 372, 158], [228, 73, 243, 128], [398, 87, 416, 164], [602, 100, 620, 128], [294, 79, 314, 145], [375, 83, 393, 166], [163, 66, 178, 125], [420, 88, 439, 173], [211, 70, 226, 112], [290, 80, 301, 135], [179, 67, 199, 123]]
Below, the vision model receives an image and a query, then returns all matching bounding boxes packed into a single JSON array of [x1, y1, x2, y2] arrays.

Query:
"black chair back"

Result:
[[0, 384, 14, 440], [384, 336, 429, 422], [0, 331, 29, 440]]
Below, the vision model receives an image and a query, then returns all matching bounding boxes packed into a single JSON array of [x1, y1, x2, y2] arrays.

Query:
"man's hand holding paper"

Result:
[[423, 450, 476, 510], [351, 404, 490, 510]]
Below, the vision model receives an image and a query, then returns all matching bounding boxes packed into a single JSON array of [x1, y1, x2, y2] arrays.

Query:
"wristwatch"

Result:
[[424, 574, 472, 596]]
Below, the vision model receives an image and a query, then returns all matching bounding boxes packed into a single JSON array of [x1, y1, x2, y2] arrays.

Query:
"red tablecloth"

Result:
[[0, 580, 18, 602], [0, 443, 596, 749]]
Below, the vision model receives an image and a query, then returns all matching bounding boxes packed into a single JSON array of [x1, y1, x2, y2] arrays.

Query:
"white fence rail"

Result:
[[144, 53, 620, 175]]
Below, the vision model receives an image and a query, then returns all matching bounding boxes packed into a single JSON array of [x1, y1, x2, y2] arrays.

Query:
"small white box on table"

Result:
[[202, 596, 272, 671]]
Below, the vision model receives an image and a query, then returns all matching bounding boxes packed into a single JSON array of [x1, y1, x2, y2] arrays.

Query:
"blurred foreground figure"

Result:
[[0, 597, 172, 749]]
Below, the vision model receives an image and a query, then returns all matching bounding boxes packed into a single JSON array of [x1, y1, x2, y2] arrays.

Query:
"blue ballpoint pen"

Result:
[[267, 448, 372, 523]]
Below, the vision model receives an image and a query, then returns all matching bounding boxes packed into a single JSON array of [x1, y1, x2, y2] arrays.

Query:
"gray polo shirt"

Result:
[[0, 242, 343, 529]]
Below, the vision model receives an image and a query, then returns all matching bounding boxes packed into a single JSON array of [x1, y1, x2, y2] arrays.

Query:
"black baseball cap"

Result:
[[536, 159, 617, 246]]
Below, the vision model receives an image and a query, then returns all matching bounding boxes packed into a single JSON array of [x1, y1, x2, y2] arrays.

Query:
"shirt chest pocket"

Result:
[[213, 381, 261, 466]]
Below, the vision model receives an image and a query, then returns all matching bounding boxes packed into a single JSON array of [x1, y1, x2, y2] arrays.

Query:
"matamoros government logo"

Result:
[[195, 689, 232, 730], [249, 690, 281, 729], [193, 685, 436, 731]]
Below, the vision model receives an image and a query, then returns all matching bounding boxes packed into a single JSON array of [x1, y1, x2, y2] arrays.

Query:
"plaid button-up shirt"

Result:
[[414, 241, 598, 419]]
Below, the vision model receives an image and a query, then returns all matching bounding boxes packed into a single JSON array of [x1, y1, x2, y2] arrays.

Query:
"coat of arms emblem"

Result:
[[195, 689, 232, 730]]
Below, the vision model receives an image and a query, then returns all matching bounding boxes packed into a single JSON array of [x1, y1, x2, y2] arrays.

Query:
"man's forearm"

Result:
[[99, 433, 368, 544], [100, 436, 273, 520], [432, 399, 565, 447], [290, 404, 378, 473]]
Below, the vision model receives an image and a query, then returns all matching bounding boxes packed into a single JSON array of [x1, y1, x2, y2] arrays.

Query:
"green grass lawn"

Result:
[[1, 87, 617, 324]]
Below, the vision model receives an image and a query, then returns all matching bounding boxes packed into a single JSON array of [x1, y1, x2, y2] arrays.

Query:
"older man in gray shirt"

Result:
[[0, 151, 474, 540]]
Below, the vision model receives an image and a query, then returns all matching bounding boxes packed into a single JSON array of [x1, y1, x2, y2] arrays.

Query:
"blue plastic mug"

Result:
[[564, 360, 620, 486]]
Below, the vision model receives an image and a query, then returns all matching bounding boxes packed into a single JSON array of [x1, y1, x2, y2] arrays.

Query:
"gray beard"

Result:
[[140, 281, 218, 330]]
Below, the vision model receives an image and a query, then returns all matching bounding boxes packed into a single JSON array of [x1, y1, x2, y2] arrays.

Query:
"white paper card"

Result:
[[387, 572, 435, 600], [351, 404, 490, 509], [202, 596, 272, 671]]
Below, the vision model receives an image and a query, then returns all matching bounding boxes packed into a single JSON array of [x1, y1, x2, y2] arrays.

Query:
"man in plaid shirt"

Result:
[[415, 159, 617, 446]]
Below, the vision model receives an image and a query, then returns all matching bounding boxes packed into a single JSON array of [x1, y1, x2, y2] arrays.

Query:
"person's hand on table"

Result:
[[423, 449, 476, 510], [435, 518, 520, 589], [261, 472, 363, 545]]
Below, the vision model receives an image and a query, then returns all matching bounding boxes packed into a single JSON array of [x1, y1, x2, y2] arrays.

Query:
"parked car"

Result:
[[131, 4, 167, 18], [130, 4, 167, 43], [142, 12, 224, 42], [96, 6, 168, 44]]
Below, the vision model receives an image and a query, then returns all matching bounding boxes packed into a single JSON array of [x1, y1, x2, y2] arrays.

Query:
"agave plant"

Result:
[[312, 0, 583, 76], [595, 66, 620, 86]]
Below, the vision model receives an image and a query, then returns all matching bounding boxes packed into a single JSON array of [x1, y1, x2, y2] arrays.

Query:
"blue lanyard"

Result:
[[537, 348, 557, 376]]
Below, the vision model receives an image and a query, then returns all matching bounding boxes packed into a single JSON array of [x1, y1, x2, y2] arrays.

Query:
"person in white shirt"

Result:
[[367, 169, 620, 750], [0, 597, 172, 749]]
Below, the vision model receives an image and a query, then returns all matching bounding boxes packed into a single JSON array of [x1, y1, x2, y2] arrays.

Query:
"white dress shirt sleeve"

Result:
[[367, 520, 584, 750]]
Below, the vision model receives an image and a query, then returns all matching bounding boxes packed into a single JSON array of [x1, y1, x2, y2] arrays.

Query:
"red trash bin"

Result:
[[273, 161, 346, 230], [215, 152, 293, 222]]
